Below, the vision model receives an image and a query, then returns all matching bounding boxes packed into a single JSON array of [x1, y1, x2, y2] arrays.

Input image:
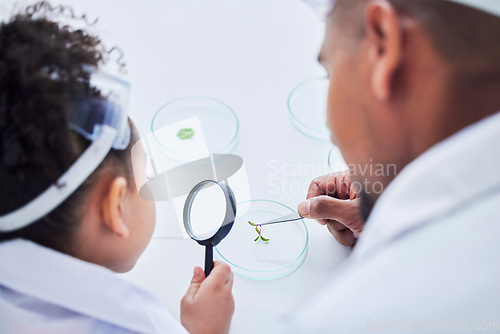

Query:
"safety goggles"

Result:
[[0, 67, 131, 232], [68, 69, 131, 150]]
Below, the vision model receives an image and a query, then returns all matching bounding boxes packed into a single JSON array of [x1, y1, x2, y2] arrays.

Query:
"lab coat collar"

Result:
[[355, 112, 500, 256], [0, 239, 177, 334]]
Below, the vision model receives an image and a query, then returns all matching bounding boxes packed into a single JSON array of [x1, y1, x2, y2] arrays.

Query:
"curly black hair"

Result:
[[0, 2, 133, 253]]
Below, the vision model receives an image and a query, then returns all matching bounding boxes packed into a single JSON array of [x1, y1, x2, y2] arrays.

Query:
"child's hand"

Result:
[[181, 261, 234, 334]]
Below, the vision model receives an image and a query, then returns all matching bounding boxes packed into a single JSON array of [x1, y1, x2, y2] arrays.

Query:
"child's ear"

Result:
[[102, 177, 130, 238]]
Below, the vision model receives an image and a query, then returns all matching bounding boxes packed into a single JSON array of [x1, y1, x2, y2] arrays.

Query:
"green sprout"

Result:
[[248, 221, 269, 242], [177, 128, 195, 140]]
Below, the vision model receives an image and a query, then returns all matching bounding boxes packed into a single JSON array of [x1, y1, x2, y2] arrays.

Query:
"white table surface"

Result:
[[1, 0, 352, 332]]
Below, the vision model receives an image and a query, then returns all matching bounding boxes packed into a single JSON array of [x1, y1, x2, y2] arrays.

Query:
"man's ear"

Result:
[[102, 177, 130, 238], [365, 0, 403, 101]]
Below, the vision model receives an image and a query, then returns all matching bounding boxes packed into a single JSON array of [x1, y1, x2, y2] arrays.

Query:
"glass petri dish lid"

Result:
[[328, 145, 349, 173], [215, 200, 309, 280], [288, 77, 330, 141], [151, 96, 239, 161]]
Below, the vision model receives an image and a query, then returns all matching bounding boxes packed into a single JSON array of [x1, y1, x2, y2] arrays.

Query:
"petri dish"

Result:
[[151, 96, 239, 161], [288, 77, 330, 141], [328, 145, 349, 173], [215, 200, 309, 280]]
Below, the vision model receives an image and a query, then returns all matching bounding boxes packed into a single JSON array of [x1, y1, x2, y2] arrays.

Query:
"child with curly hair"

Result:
[[0, 3, 234, 333]]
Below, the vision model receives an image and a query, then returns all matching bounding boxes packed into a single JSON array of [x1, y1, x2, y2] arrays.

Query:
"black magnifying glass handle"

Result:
[[204, 244, 214, 276], [184, 180, 236, 277]]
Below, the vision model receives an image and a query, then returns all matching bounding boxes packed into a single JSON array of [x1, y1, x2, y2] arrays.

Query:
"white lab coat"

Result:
[[0, 239, 188, 334], [287, 112, 500, 333]]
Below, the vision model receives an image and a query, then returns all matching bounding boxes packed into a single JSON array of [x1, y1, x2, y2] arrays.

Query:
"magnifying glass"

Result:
[[183, 180, 236, 276]]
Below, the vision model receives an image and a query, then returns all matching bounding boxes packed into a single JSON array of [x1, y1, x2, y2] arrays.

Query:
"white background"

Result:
[[1, 1, 351, 332]]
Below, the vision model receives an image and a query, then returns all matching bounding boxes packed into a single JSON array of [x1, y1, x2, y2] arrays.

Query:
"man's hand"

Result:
[[181, 262, 234, 334], [298, 172, 365, 247]]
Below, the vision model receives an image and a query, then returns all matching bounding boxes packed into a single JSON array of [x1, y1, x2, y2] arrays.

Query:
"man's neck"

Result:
[[411, 77, 500, 159]]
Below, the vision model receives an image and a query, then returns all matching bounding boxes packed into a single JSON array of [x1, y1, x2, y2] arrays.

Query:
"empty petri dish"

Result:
[[328, 145, 349, 173], [215, 200, 308, 280], [288, 77, 330, 141], [151, 96, 239, 161]]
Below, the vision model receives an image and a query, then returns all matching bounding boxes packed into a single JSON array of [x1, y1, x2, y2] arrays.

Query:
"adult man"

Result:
[[293, 0, 500, 332]]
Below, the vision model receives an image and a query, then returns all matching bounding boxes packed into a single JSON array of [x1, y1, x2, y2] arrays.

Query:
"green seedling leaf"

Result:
[[177, 128, 195, 140], [249, 222, 270, 242]]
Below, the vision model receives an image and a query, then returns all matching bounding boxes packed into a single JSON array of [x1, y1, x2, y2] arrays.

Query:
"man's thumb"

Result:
[[185, 266, 205, 299], [298, 196, 352, 221]]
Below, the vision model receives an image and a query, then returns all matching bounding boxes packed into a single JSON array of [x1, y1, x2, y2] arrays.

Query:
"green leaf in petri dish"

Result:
[[177, 128, 195, 140]]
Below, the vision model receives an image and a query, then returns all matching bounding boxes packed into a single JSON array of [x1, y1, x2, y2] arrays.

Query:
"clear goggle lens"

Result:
[[67, 68, 131, 150]]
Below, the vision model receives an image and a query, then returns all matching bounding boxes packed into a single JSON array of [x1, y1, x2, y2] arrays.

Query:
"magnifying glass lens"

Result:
[[188, 183, 227, 240]]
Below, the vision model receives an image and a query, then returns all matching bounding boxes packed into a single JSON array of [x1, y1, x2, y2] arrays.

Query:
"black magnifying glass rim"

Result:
[[183, 179, 236, 246]]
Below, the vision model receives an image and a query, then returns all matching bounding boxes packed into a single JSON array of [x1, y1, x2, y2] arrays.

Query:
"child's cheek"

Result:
[[148, 200, 156, 230], [138, 195, 156, 237]]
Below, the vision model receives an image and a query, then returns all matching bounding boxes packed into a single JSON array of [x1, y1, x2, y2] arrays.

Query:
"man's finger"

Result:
[[306, 172, 352, 201], [350, 182, 360, 200], [325, 219, 347, 232], [306, 178, 332, 200], [327, 225, 357, 247], [337, 175, 351, 200], [316, 218, 329, 226], [306, 173, 343, 199]]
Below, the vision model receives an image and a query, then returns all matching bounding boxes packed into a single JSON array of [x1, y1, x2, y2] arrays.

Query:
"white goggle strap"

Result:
[[0, 126, 117, 232]]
